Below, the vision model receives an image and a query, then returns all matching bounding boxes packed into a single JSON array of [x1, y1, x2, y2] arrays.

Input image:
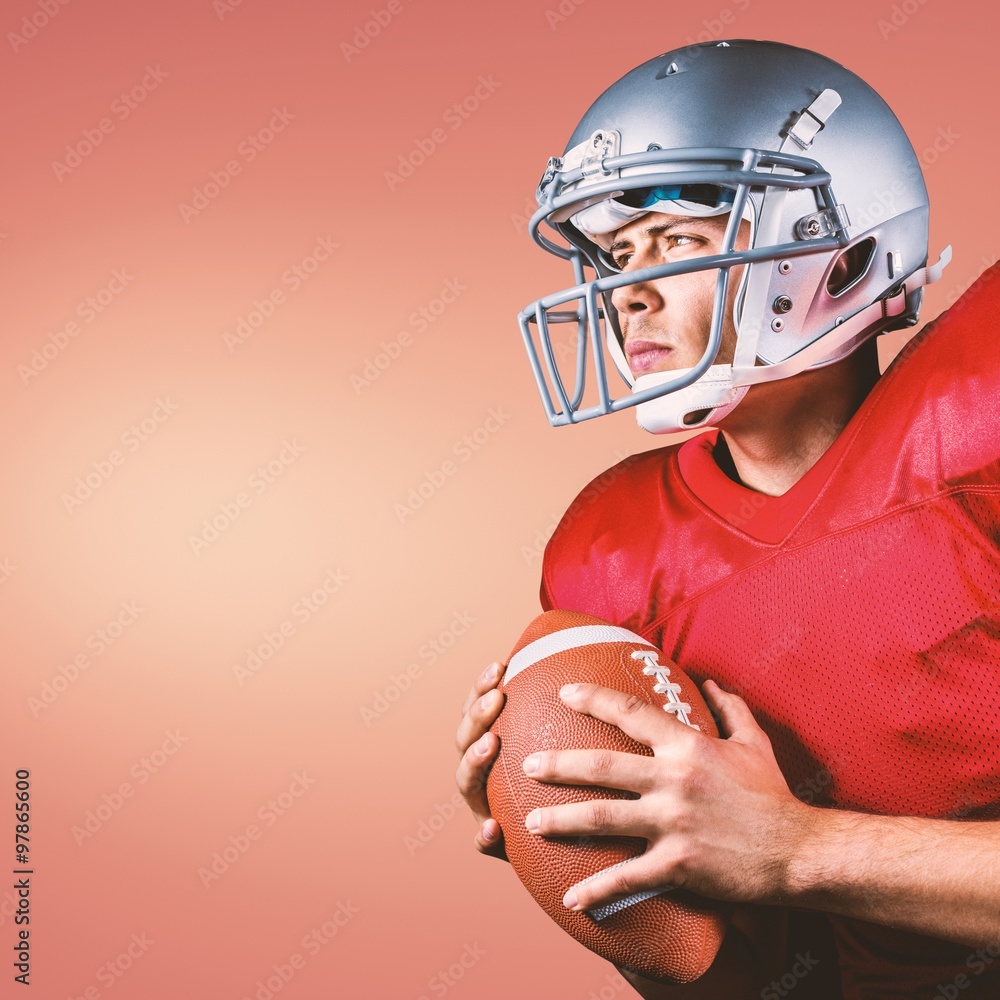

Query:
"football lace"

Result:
[[631, 650, 700, 731]]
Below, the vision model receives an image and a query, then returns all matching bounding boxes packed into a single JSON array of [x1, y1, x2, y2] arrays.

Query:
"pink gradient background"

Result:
[[0, 0, 995, 996]]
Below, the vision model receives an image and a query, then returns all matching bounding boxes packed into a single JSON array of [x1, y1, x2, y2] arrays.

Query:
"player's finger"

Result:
[[701, 679, 767, 744], [562, 851, 679, 914], [456, 739, 509, 861], [453, 663, 507, 853], [521, 747, 654, 794], [454, 686, 505, 756], [523, 796, 644, 840], [473, 817, 508, 860], [455, 731, 500, 819], [460, 661, 505, 718], [559, 682, 698, 749]]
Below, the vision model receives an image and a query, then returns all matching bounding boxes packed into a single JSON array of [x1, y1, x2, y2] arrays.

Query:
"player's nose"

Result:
[[611, 276, 661, 317]]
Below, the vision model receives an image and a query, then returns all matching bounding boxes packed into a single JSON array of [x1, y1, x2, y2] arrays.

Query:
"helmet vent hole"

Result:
[[828, 238, 877, 297]]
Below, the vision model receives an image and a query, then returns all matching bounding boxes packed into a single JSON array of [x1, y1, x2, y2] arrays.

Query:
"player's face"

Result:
[[608, 212, 751, 377]]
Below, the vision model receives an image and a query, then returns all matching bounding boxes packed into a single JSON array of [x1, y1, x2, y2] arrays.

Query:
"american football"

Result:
[[487, 609, 729, 983]]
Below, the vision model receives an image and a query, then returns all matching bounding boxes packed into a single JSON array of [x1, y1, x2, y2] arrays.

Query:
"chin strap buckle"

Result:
[[786, 88, 842, 150]]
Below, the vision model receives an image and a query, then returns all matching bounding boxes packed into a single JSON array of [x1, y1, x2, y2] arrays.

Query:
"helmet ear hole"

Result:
[[827, 238, 877, 296]]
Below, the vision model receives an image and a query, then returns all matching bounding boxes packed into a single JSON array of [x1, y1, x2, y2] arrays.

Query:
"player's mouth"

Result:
[[625, 339, 674, 374]]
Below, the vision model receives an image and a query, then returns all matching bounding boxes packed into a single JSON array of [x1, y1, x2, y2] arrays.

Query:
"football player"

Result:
[[456, 39, 999, 998]]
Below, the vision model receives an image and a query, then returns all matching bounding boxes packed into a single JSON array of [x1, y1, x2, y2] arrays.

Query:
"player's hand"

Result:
[[521, 679, 816, 910], [454, 660, 508, 860]]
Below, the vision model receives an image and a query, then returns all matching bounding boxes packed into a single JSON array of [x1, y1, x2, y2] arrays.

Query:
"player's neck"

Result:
[[715, 340, 881, 497]]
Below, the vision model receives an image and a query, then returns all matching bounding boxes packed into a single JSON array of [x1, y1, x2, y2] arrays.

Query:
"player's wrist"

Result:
[[780, 803, 857, 906]]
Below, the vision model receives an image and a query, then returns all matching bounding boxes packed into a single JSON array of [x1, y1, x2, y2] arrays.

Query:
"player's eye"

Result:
[[609, 234, 698, 271]]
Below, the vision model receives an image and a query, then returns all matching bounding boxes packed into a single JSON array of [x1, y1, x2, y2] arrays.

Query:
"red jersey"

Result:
[[540, 264, 1000, 998]]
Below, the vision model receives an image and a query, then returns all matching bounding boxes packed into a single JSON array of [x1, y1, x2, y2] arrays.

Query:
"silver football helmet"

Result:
[[518, 39, 951, 433]]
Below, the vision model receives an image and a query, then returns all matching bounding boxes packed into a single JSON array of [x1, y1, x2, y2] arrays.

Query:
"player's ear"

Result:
[[827, 238, 876, 295]]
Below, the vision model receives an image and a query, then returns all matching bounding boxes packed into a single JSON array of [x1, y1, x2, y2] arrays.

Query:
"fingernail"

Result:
[[563, 890, 579, 910], [478, 692, 493, 711], [525, 810, 541, 831], [484, 662, 500, 682], [482, 823, 496, 842], [559, 683, 580, 699], [475, 734, 491, 755], [522, 754, 539, 774]]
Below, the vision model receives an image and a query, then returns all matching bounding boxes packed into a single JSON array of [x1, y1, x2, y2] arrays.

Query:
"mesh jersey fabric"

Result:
[[539, 264, 1000, 998]]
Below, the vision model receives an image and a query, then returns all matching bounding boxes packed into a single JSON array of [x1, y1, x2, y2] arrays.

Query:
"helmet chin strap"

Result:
[[634, 366, 749, 434]]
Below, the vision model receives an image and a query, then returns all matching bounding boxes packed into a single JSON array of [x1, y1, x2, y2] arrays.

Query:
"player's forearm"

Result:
[[786, 809, 1000, 948]]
